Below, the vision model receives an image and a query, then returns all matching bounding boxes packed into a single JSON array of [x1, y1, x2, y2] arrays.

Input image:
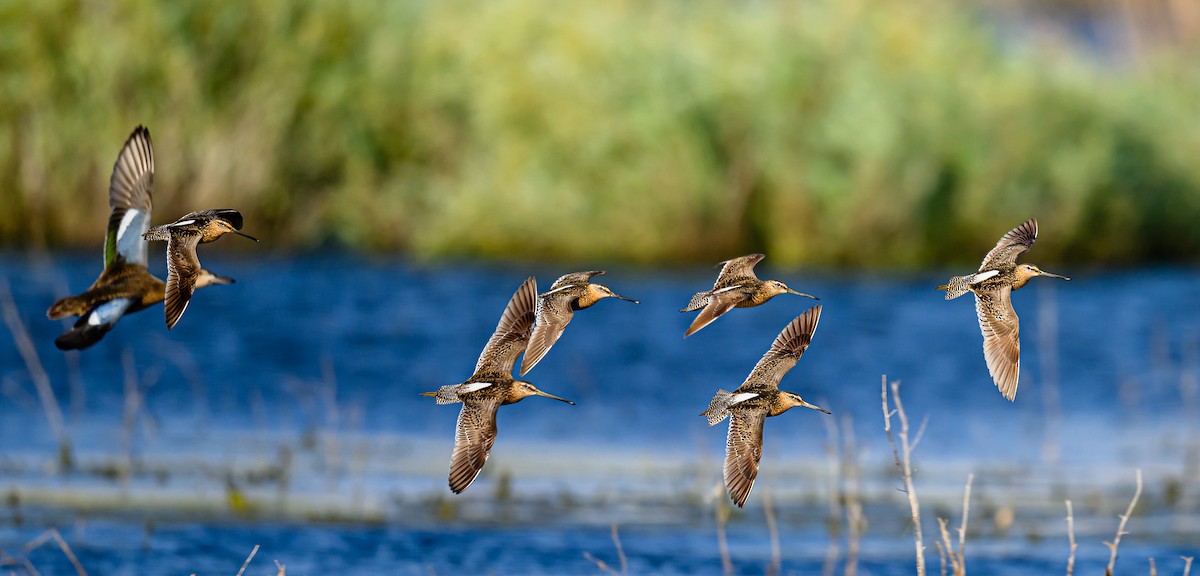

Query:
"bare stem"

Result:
[[1104, 469, 1143, 576], [24, 529, 86, 576], [957, 474, 974, 574], [1182, 556, 1194, 576], [937, 519, 957, 575], [581, 553, 618, 575], [235, 544, 260, 576], [716, 496, 733, 576], [1065, 500, 1077, 576], [0, 277, 72, 471], [882, 375, 925, 576], [843, 415, 863, 576], [764, 491, 780, 576], [611, 524, 627, 575], [820, 416, 841, 576]]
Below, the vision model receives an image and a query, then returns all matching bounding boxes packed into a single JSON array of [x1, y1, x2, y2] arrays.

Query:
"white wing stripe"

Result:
[[116, 209, 150, 264], [461, 382, 493, 393], [730, 392, 758, 405]]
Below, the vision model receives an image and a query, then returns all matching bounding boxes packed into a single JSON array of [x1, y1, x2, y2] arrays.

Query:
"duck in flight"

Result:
[[46, 126, 233, 349]]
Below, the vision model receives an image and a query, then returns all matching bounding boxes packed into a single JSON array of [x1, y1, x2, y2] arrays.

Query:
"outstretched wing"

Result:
[[164, 229, 203, 330], [979, 219, 1037, 271], [105, 126, 154, 267], [724, 409, 766, 508], [974, 287, 1021, 400], [474, 277, 538, 378], [684, 287, 746, 337], [448, 395, 503, 493], [521, 293, 575, 376], [548, 270, 605, 291], [714, 254, 765, 285], [739, 305, 822, 392]]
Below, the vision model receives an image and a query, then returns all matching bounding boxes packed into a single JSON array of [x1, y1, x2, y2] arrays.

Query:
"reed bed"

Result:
[[2, 0, 1200, 266]]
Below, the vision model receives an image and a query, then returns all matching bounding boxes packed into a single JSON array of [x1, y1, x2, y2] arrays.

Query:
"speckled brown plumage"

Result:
[[938, 219, 1070, 400], [143, 209, 257, 329], [682, 254, 817, 337], [46, 126, 234, 350], [520, 271, 638, 376], [701, 305, 830, 507], [421, 277, 575, 494]]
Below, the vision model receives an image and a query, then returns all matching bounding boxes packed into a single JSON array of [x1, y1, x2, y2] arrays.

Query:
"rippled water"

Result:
[[0, 253, 1197, 574]]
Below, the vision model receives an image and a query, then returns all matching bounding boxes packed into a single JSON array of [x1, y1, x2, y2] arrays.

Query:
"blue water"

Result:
[[0, 252, 1197, 574]]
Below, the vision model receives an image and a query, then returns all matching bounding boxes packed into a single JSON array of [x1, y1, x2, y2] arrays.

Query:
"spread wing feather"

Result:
[[105, 126, 154, 267], [980, 219, 1037, 271], [448, 396, 503, 494], [724, 409, 766, 508], [521, 293, 574, 376], [164, 230, 202, 330], [974, 287, 1021, 400], [684, 288, 746, 337], [548, 270, 604, 290], [714, 254, 765, 285], [739, 305, 822, 391], [474, 277, 538, 378]]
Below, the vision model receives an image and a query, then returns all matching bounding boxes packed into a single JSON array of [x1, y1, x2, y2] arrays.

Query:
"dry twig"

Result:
[[235, 545, 259, 576], [714, 491, 733, 575], [0, 277, 72, 470], [1065, 500, 1077, 576], [25, 529, 86, 576], [583, 524, 627, 575], [882, 376, 925, 576], [1104, 469, 1143, 576], [764, 491, 780, 576]]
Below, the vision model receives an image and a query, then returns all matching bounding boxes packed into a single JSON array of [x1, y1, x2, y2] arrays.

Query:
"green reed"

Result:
[[1, 0, 1198, 267]]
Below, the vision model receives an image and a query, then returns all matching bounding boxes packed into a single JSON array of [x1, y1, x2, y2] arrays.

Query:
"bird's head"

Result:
[[781, 392, 830, 414], [1018, 264, 1069, 283], [510, 381, 575, 405], [767, 280, 818, 301], [587, 283, 639, 305]]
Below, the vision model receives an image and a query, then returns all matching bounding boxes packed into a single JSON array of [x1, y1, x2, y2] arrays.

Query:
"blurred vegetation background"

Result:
[[1, 0, 1198, 267]]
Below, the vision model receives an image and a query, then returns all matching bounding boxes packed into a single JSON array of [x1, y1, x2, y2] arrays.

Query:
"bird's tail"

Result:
[[937, 275, 974, 300], [421, 385, 463, 405], [680, 291, 711, 313], [142, 225, 170, 242], [701, 389, 735, 426]]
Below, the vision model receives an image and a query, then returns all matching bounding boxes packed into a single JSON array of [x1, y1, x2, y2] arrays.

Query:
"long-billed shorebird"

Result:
[[938, 219, 1069, 401], [682, 253, 817, 337], [143, 209, 257, 329], [421, 277, 575, 494], [46, 126, 234, 349], [520, 271, 638, 376], [702, 305, 830, 507]]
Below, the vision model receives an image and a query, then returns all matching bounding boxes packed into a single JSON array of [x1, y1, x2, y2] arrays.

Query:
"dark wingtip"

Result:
[[212, 209, 245, 230], [54, 324, 111, 351]]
